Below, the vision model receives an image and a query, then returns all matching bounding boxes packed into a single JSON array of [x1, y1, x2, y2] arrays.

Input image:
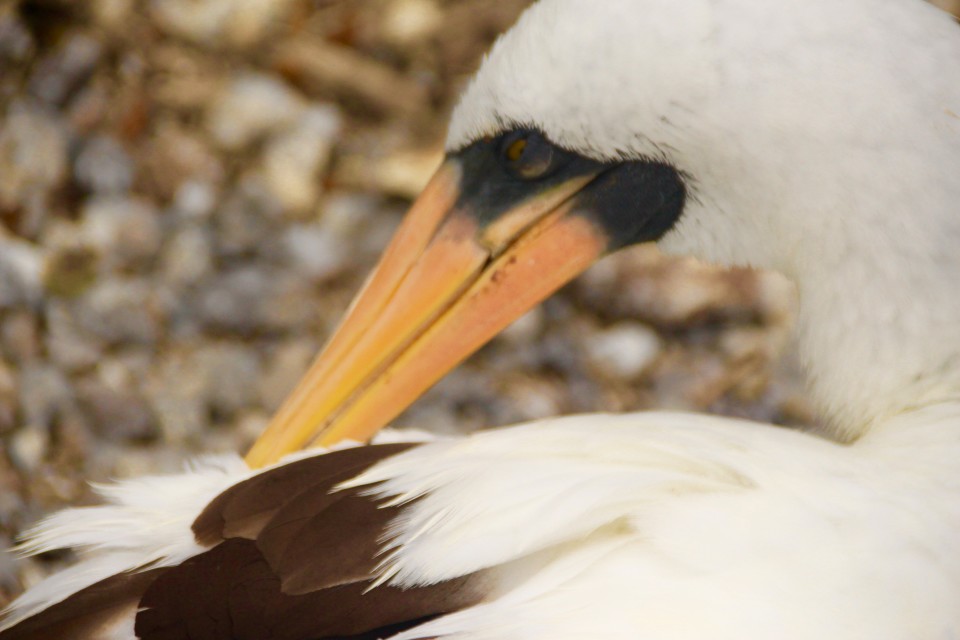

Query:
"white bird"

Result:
[[2, 0, 960, 638]]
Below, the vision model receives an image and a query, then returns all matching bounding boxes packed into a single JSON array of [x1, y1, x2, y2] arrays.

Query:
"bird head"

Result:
[[246, 0, 960, 465]]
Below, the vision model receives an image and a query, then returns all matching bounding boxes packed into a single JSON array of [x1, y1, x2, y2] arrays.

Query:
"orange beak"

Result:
[[245, 159, 612, 468]]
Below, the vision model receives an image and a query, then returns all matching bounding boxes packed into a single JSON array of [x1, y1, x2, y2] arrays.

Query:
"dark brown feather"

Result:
[[194, 444, 416, 545], [257, 487, 409, 594], [158, 443, 485, 639], [135, 538, 481, 640], [0, 568, 165, 640], [4, 443, 482, 640]]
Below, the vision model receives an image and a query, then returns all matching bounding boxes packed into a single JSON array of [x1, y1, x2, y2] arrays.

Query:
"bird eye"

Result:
[[499, 130, 558, 180]]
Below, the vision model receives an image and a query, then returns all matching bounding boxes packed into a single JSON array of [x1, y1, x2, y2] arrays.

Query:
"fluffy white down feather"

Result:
[[354, 408, 960, 639], [0, 455, 251, 631]]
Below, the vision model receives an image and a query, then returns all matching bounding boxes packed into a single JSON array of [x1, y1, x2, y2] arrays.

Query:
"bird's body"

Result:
[[2, 0, 959, 638], [5, 406, 960, 639]]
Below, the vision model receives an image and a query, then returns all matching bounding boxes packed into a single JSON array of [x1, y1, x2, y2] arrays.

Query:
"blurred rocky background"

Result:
[[0, 0, 957, 603]]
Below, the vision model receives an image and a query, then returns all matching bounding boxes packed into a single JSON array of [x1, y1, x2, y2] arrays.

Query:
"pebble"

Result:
[[140, 123, 225, 201], [196, 266, 315, 334], [501, 375, 565, 421], [206, 73, 305, 150], [257, 272, 318, 332], [9, 428, 48, 473], [0, 359, 18, 434], [583, 322, 662, 380], [79, 196, 163, 270], [500, 307, 545, 344], [233, 411, 270, 449], [0, 311, 40, 364], [318, 193, 399, 258], [44, 300, 105, 371], [162, 226, 214, 287], [0, 100, 68, 211], [42, 244, 100, 298], [75, 378, 157, 443], [334, 147, 443, 199], [578, 248, 762, 327], [719, 327, 775, 363], [282, 223, 349, 281], [754, 270, 797, 323], [104, 445, 187, 479], [0, 235, 44, 310], [318, 193, 382, 239], [194, 342, 262, 419], [261, 106, 341, 213], [381, 0, 444, 46], [91, 0, 135, 30], [195, 267, 269, 333], [144, 347, 210, 445], [171, 179, 218, 220], [0, 11, 33, 63], [150, 0, 296, 47], [73, 135, 135, 194], [214, 176, 284, 258], [28, 34, 102, 106], [16, 363, 74, 431], [259, 338, 318, 412], [73, 278, 162, 345]]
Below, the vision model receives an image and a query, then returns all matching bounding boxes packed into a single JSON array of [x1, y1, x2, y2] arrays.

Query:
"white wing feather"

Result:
[[345, 408, 960, 639]]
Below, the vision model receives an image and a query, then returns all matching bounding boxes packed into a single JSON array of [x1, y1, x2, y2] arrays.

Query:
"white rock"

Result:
[[0, 12, 33, 62], [584, 322, 662, 380], [80, 196, 163, 268], [282, 223, 348, 281], [197, 266, 314, 333], [150, 0, 296, 47], [206, 73, 305, 150], [381, 0, 443, 46], [10, 428, 47, 472], [172, 179, 218, 220], [318, 193, 384, 240], [0, 235, 44, 310], [162, 226, 214, 286], [145, 346, 211, 445], [17, 364, 73, 431], [28, 35, 102, 105], [92, 0, 135, 30], [45, 301, 104, 371], [194, 343, 262, 417], [262, 105, 341, 212], [259, 338, 317, 412], [74, 135, 134, 194], [74, 279, 160, 345], [335, 147, 443, 199], [0, 100, 68, 207], [500, 307, 545, 344]]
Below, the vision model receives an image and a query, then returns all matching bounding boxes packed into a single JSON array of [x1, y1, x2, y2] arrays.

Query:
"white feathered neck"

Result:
[[448, 0, 960, 439]]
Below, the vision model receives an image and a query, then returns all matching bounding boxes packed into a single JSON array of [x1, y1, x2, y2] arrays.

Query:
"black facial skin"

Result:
[[449, 129, 686, 252]]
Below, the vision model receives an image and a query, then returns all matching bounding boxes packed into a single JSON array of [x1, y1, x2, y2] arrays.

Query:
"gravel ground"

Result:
[[1, 0, 957, 604]]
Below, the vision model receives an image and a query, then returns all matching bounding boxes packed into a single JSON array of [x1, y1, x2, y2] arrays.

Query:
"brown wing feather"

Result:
[[0, 569, 164, 640], [194, 443, 416, 545], [261, 490, 404, 593], [136, 538, 479, 640], [4, 443, 481, 640], [141, 443, 485, 639]]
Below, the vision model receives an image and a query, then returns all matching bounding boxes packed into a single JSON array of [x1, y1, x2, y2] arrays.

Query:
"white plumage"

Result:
[[3, 0, 960, 638]]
